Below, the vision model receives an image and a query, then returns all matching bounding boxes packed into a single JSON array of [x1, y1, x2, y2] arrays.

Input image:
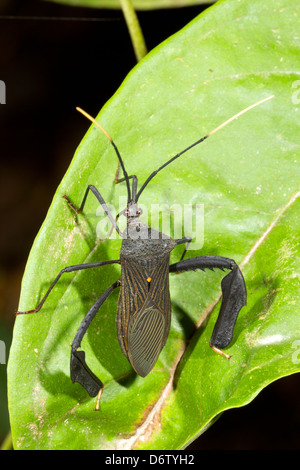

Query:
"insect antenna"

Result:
[[136, 95, 274, 202], [76, 107, 132, 203]]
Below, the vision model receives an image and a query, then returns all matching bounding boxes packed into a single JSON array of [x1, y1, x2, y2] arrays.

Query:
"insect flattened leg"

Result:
[[169, 256, 247, 355], [70, 280, 120, 405], [70, 349, 103, 398]]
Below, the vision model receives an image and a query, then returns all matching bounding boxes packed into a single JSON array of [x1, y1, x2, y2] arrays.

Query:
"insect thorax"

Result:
[[120, 220, 176, 259]]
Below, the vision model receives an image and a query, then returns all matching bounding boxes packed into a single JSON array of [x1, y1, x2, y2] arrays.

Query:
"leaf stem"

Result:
[[120, 0, 147, 62]]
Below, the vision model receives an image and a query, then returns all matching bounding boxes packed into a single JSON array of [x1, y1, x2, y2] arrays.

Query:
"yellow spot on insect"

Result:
[[147, 277, 151, 283]]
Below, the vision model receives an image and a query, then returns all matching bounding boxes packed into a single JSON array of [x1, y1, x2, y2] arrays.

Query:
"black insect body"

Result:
[[118, 221, 176, 379], [17, 96, 273, 409]]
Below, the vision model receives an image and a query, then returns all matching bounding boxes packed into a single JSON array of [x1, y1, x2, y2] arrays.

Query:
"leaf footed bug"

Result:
[[17, 95, 274, 410]]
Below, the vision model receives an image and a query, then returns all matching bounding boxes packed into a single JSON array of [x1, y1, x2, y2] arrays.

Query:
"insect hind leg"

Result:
[[70, 280, 121, 408], [169, 255, 247, 357], [64, 185, 121, 235]]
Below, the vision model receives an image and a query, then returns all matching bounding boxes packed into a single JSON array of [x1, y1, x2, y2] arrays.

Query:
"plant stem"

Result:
[[120, 0, 147, 62]]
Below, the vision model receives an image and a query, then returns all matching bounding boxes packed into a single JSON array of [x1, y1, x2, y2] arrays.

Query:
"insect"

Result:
[[17, 95, 273, 410]]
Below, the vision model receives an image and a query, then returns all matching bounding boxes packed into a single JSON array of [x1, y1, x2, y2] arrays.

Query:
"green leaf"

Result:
[[42, 0, 212, 11], [8, 0, 300, 450]]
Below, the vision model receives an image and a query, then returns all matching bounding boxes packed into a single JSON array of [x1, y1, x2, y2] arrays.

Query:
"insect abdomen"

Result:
[[127, 298, 165, 377]]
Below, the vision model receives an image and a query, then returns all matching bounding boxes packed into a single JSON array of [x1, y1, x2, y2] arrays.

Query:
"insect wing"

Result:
[[127, 297, 165, 377]]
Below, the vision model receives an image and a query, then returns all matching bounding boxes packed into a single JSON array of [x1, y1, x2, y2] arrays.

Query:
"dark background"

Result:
[[0, 0, 299, 450]]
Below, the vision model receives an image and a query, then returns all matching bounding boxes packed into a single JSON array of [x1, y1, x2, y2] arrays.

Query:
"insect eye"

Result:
[[136, 208, 143, 216], [124, 208, 130, 216]]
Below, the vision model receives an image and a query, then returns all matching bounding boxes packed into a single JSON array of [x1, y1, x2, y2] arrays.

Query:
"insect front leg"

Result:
[[108, 174, 138, 238], [63, 184, 121, 235], [71, 280, 121, 410], [169, 255, 247, 358]]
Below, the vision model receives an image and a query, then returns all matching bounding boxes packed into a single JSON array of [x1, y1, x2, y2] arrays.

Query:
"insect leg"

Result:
[[174, 236, 192, 261], [71, 280, 121, 404], [169, 256, 247, 358], [16, 260, 120, 315], [115, 172, 138, 202], [63, 185, 121, 235]]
